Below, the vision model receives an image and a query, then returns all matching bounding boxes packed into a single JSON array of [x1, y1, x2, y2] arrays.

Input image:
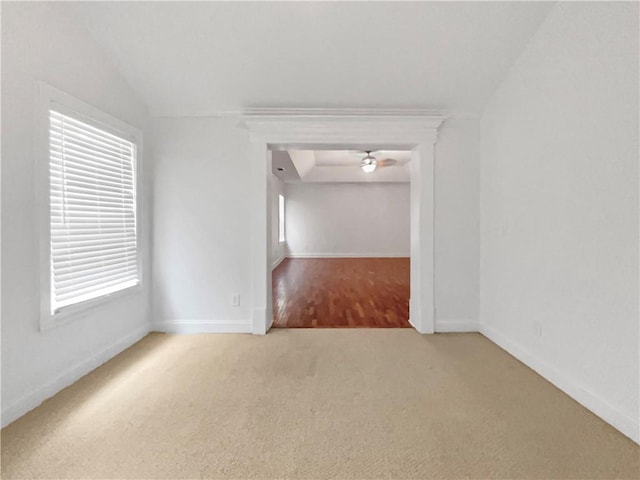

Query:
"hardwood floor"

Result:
[[272, 257, 410, 328]]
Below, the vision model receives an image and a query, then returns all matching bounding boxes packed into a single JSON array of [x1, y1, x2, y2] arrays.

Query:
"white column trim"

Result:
[[243, 109, 445, 335], [249, 142, 272, 335]]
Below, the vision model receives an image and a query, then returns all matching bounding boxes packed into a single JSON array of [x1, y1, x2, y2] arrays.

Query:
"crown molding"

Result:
[[151, 107, 478, 121], [241, 107, 447, 118], [240, 108, 446, 146]]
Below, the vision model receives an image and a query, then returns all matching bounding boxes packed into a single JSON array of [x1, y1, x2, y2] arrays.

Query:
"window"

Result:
[[278, 194, 286, 242], [38, 83, 142, 328]]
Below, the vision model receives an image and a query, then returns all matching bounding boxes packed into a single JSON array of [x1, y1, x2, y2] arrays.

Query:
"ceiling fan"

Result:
[[352, 151, 398, 173]]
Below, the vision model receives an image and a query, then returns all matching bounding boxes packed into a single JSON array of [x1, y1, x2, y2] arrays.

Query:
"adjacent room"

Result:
[[1, 1, 638, 479], [271, 150, 411, 328]]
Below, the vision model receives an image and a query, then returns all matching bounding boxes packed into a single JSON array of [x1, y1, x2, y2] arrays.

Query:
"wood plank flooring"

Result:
[[272, 257, 410, 328]]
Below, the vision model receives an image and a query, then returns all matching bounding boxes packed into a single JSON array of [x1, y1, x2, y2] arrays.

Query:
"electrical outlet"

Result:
[[232, 293, 240, 307], [533, 320, 543, 337]]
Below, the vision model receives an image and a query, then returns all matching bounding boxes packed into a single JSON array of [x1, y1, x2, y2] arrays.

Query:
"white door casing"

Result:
[[242, 109, 444, 335]]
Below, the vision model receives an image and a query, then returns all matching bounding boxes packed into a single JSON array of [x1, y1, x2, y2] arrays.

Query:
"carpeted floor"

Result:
[[1, 330, 638, 479]]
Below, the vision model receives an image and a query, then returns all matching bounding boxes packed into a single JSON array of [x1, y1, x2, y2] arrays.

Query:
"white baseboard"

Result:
[[287, 253, 409, 258], [154, 320, 252, 334], [251, 308, 267, 335], [479, 322, 640, 444], [272, 255, 286, 269], [1, 324, 150, 428], [435, 319, 478, 332]]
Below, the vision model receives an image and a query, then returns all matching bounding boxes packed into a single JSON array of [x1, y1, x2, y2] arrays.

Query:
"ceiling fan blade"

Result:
[[377, 158, 398, 167]]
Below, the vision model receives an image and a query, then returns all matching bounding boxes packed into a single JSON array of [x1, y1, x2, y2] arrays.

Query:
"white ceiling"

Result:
[[314, 150, 410, 167], [277, 150, 411, 183], [66, 2, 553, 117], [272, 151, 301, 183]]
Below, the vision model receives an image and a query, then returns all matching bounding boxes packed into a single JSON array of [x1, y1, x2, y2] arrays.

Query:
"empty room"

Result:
[[1, 1, 638, 479], [272, 149, 412, 328]]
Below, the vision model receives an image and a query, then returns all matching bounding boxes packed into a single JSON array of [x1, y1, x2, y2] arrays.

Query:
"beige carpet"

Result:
[[1, 330, 638, 479]]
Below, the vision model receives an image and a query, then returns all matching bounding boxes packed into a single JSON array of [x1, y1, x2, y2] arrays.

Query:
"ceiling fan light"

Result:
[[361, 156, 377, 173]]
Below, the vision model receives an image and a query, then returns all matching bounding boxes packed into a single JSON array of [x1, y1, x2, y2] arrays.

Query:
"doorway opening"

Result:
[[271, 149, 411, 328], [243, 110, 443, 335]]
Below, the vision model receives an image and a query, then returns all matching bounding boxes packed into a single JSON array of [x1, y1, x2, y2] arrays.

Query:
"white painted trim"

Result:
[[435, 319, 479, 332], [252, 307, 270, 335], [244, 109, 444, 336], [242, 107, 448, 117], [287, 253, 409, 259], [480, 323, 640, 444], [408, 317, 419, 331], [35, 82, 146, 332], [1, 324, 150, 428], [243, 115, 442, 146], [408, 143, 436, 334], [272, 255, 286, 269], [153, 107, 479, 120], [154, 321, 252, 334]]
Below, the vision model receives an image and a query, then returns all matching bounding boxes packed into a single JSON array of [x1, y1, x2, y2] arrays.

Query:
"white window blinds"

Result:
[[49, 109, 138, 314]]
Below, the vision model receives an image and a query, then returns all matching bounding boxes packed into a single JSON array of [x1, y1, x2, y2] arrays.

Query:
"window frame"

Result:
[[36, 82, 144, 331], [278, 194, 286, 243]]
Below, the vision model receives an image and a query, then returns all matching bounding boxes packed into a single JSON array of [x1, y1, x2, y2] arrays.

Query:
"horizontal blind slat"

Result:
[[51, 189, 135, 206], [50, 144, 134, 174], [50, 111, 135, 147], [54, 271, 139, 299], [54, 253, 137, 275], [54, 256, 138, 276], [52, 246, 137, 264], [54, 279, 139, 309], [51, 181, 134, 199], [51, 231, 135, 241], [51, 184, 135, 202], [50, 113, 134, 151], [50, 110, 129, 138], [50, 131, 133, 161], [50, 157, 134, 183], [52, 238, 136, 249], [51, 215, 136, 226], [50, 170, 134, 191], [54, 262, 138, 288], [51, 200, 135, 212], [52, 239, 136, 254], [49, 109, 139, 313], [51, 216, 135, 225], [51, 224, 135, 234], [51, 204, 135, 215]]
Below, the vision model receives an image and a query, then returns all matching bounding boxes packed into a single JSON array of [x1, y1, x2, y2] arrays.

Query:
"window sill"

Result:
[[40, 283, 143, 332]]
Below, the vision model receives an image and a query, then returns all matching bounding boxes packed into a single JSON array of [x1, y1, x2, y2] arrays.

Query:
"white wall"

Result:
[[270, 173, 286, 268], [435, 119, 480, 327], [151, 117, 253, 332], [1, 3, 152, 426], [151, 117, 480, 331], [479, 2, 639, 442], [284, 183, 410, 257]]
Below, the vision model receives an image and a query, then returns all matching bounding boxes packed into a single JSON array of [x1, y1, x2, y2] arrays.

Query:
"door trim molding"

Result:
[[242, 108, 445, 334]]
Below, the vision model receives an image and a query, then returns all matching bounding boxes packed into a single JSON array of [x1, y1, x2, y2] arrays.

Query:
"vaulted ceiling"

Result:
[[67, 1, 553, 117]]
